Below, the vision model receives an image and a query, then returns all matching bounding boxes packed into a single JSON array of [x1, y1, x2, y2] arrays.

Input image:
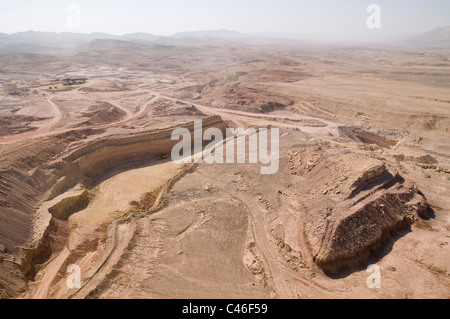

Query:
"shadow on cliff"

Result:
[[324, 221, 413, 279]]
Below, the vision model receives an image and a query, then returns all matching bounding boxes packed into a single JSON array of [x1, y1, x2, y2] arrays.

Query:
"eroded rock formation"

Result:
[[302, 153, 429, 272], [0, 115, 227, 298]]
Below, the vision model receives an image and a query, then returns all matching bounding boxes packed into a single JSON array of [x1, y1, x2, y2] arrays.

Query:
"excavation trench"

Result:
[[20, 116, 227, 298]]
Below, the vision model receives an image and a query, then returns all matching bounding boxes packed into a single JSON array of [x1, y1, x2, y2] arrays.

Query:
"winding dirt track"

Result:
[[0, 97, 64, 147]]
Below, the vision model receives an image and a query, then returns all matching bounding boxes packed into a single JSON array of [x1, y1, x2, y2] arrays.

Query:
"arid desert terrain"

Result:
[[0, 31, 449, 299]]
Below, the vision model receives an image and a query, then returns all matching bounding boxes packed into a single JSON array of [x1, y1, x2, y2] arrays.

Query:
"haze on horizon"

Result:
[[0, 0, 449, 42]]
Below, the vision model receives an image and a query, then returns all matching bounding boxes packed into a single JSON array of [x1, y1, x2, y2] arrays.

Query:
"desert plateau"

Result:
[[0, 25, 449, 300]]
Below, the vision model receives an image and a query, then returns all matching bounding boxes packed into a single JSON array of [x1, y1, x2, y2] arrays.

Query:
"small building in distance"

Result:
[[62, 77, 88, 86], [1, 81, 18, 95]]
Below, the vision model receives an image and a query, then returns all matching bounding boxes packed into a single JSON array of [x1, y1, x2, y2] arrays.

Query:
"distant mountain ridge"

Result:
[[174, 29, 241, 38], [0, 26, 449, 54]]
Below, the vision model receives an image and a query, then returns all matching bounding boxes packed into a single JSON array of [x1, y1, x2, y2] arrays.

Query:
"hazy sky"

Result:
[[1, 0, 449, 40]]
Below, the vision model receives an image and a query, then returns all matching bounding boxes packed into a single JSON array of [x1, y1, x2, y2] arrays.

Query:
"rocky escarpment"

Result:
[[0, 115, 227, 298], [0, 129, 105, 254], [298, 153, 429, 273]]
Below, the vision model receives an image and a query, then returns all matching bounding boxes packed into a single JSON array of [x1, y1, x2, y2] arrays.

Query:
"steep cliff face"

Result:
[[48, 191, 90, 221], [47, 116, 226, 199]]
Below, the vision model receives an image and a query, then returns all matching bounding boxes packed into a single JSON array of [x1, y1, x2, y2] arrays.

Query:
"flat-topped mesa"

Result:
[[303, 154, 429, 273]]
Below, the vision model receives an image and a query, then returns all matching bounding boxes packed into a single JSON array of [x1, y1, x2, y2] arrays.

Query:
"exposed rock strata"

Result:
[[0, 115, 226, 298], [302, 154, 429, 272]]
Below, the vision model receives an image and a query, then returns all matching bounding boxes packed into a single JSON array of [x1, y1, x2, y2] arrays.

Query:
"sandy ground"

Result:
[[69, 160, 183, 247], [0, 40, 449, 299]]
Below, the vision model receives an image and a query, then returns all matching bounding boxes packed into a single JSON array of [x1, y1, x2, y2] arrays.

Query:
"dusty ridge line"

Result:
[[26, 118, 226, 298], [66, 163, 198, 299], [60, 116, 224, 162]]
